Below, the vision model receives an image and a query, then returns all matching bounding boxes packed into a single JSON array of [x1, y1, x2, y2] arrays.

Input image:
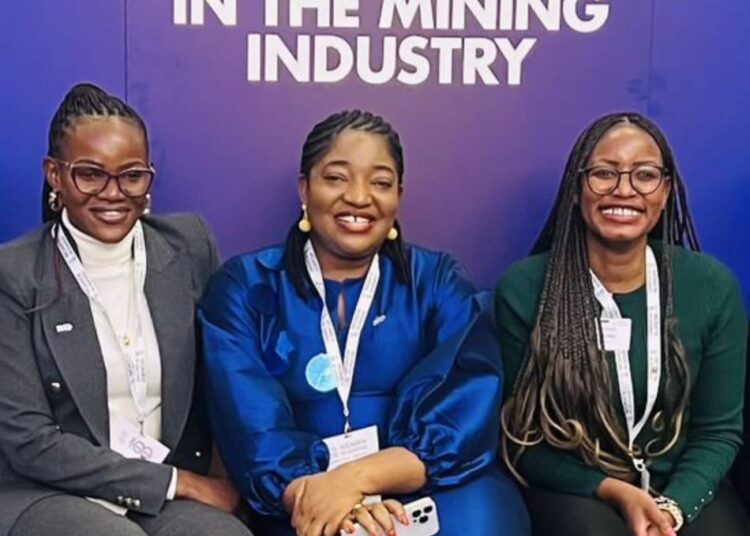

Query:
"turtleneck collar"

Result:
[[61, 209, 139, 269]]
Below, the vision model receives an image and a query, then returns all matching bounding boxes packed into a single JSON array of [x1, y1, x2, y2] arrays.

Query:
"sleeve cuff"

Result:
[[166, 467, 178, 500]]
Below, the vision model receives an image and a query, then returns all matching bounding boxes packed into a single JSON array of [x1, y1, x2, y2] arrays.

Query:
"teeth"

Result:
[[602, 207, 641, 217], [102, 211, 122, 217], [337, 215, 371, 224]]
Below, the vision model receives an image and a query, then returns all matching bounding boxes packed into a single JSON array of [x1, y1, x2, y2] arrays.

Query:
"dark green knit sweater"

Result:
[[495, 244, 747, 524]]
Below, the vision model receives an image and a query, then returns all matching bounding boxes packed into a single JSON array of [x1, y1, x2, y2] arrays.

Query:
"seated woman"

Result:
[[497, 112, 749, 536], [0, 83, 251, 536], [199, 110, 530, 536]]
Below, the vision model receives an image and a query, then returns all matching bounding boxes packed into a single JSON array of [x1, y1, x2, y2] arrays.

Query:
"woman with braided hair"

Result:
[[497, 112, 749, 535], [199, 109, 530, 536], [0, 83, 252, 535]]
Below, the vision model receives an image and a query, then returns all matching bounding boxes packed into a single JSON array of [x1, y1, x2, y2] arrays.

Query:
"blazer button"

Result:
[[124, 497, 133, 507], [133, 499, 141, 509], [195, 450, 202, 458], [50, 382, 62, 393], [117, 496, 124, 505]]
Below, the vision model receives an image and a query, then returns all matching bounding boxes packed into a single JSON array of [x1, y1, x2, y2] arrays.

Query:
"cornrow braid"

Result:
[[502, 112, 697, 484], [42, 82, 149, 223], [285, 110, 410, 298]]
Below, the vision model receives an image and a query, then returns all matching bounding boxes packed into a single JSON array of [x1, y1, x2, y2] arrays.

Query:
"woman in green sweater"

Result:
[[497, 112, 749, 535]]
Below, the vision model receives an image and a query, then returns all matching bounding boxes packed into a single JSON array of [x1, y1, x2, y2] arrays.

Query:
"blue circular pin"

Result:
[[305, 353, 337, 392]]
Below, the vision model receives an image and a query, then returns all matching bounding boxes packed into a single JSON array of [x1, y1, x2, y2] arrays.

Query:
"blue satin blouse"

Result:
[[198, 244, 503, 516]]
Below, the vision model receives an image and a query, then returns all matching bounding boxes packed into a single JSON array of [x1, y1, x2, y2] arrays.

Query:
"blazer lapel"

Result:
[[143, 226, 196, 450], [38, 249, 110, 446]]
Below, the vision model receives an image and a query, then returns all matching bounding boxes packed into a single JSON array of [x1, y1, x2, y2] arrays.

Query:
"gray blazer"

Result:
[[0, 214, 219, 535]]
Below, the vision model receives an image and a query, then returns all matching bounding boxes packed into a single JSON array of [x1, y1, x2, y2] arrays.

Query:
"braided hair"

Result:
[[502, 112, 699, 484], [284, 110, 410, 298], [42, 82, 149, 222]]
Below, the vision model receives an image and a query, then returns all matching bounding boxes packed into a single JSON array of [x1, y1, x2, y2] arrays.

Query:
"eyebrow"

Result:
[[591, 157, 663, 167], [72, 158, 149, 170], [323, 160, 396, 174]]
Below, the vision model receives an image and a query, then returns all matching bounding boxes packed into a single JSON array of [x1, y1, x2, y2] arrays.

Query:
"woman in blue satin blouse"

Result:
[[199, 110, 529, 536]]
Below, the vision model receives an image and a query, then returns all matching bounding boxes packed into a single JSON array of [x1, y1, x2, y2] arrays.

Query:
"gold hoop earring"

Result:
[[48, 190, 62, 212], [298, 204, 312, 233], [143, 193, 152, 215], [387, 227, 399, 241]]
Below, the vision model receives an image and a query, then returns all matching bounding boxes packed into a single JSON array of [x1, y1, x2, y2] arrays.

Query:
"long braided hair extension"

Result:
[[284, 110, 411, 298], [35, 83, 149, 311], [501, 112, 699, 484]]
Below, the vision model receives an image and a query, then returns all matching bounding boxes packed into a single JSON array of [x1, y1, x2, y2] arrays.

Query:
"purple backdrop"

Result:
[[1, 1, 748, 300]]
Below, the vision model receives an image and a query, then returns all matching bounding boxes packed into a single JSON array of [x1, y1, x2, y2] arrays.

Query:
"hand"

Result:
[[597, 478, 676, 536], [340, 499, 409, 536], [175, 469, 240, 513], [288, 467, 366, 536]]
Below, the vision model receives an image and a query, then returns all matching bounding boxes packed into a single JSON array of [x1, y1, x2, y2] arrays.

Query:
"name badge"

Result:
[[110, 415, 170, 463], [324, 425, 381, 503], [600, 318, 632, 352]]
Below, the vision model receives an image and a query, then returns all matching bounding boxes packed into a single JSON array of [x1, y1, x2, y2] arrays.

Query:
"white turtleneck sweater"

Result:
[[63, 210, 163, 441], [61, 210, 177, 507]]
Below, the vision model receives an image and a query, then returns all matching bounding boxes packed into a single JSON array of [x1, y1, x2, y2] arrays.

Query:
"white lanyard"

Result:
[[304, 240, 380, 433], [590, 245, 661, 491], [56, 222, 150, 432]]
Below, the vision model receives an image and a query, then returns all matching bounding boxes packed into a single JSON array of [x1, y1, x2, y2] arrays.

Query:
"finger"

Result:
[[628, 513, 650, 536], [354, 507, 381, 536], [383, 500, 408, 526], [340, 519, 357, 535], [305, 518, 325, 536], [369, 503, 395, 535]]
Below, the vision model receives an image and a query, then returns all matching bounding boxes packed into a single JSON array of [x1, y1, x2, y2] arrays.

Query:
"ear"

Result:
[[43, 157, 62, 192], [297, 175, 309, 205]]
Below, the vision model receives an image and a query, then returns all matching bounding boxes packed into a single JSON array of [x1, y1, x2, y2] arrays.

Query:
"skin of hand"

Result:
[[175, 469, 240, 513], [340, 499, 409, 536], [597, 478, 676, 536], [283, 448, 426, 536]]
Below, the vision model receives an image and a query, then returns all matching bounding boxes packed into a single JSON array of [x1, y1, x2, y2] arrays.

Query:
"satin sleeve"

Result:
[[198, 257, 328, 516], [389, 255, 501, 490]]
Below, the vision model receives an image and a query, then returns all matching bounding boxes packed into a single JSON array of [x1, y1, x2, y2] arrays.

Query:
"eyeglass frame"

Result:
[[579, 164, 671, 196], [55, 158, 156, 198]]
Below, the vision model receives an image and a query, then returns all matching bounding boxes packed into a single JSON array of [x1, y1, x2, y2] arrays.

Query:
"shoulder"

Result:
[[669, 245, 744, 313], [405, 243, 470, 281], [0, 225, 52, 301], [142, 213, 214, 256], [495, 252, 549, 300], [202, 245, 285, 311]]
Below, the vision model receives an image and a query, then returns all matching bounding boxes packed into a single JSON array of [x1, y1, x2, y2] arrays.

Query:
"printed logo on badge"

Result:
[[305, 353, 338, 392]]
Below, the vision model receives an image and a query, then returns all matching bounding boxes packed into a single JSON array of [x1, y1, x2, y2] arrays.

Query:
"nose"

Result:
[[342, 178, 371, 207], [613, 171, 637, 197], [98, 175, 126, 200]]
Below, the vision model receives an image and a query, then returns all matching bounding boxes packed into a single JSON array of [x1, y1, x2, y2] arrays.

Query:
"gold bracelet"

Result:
[[654, 496, 684, 531]]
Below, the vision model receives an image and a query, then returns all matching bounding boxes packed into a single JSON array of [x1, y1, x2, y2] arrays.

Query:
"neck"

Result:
[[311, 237, 373, 282], [587, 233, 647, 293]]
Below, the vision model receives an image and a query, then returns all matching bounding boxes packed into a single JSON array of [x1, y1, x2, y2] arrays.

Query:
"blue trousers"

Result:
[[250, 463, 530, 535]]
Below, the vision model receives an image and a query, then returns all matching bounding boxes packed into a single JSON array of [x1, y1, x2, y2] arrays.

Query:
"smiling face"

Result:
[[299, 129, 401, 269], [44, 116, 150, 243], [579, 124, 671, 249]]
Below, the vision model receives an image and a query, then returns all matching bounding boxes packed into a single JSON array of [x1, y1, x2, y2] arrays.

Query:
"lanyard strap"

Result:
[[304, 240, 380, 433], [56, 222, 150, 430], [590, 245, 661, 490]]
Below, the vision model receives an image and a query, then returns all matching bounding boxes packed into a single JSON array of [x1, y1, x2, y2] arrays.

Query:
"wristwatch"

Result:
[[654, 496, 684, 531]]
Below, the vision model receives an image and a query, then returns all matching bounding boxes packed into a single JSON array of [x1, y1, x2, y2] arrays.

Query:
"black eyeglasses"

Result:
[[580, 165, 669, 196], [57, 159, 155, 197]]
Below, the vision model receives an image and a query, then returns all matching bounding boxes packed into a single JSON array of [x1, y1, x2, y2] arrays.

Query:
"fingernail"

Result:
[[400, 515, 408, 525], [389, 530, 397, 536]]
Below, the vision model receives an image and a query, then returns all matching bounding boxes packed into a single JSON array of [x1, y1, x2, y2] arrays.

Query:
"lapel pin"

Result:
[[55, 323, 74, 333], [373, 315, 387, 327]]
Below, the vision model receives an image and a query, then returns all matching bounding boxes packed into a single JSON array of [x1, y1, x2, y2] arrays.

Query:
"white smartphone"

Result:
[[342, 497, 440, 536]]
